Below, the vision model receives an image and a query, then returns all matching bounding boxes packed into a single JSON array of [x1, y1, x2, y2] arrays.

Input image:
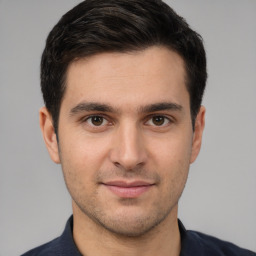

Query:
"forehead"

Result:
[[63, 46, 189, 110]]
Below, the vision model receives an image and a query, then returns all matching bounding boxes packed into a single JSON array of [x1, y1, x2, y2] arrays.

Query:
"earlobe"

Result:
[[39, 107, 60, 164], [190, 106, 206, 163]]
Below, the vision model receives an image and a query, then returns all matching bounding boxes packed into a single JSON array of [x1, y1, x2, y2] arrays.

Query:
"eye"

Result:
[[146, 115, 171, 126], [86, 116, 108, 126]]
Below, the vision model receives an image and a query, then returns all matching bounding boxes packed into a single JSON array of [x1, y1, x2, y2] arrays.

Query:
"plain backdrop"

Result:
[[0, 1, 256, 255]]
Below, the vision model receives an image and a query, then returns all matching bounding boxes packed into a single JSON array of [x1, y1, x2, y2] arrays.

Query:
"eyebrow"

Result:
[[69, 101, 183, 116], [138, 102, 183, 113], [70, 102, 115, 116]]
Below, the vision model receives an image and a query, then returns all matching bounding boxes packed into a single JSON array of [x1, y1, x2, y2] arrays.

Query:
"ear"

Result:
[[190, 106, 205, 163], [39, 107, 60, 164]]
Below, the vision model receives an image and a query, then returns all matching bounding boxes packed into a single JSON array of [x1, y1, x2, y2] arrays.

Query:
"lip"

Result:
[[102, 180, 154, 198]]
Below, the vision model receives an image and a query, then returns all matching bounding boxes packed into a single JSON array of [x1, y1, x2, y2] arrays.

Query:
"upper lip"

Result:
[[103, 180, 154, 187]]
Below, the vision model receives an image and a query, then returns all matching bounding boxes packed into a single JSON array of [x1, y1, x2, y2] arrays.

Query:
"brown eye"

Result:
[[145, 115, 170, 127], [152, 116, 165, 126], [88, 116, 106, 126]]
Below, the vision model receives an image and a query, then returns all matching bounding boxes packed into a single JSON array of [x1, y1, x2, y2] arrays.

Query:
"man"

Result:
[[22, 0, 256, 255]]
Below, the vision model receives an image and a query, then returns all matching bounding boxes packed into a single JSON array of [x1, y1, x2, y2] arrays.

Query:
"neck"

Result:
[[72, 203, 181, 256]]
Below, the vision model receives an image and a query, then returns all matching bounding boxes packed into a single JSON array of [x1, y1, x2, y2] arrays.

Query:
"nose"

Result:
[[109, 122, 147, 170]]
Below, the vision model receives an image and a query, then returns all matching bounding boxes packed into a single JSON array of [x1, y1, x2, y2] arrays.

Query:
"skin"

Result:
[[40, 46, 205, 256]]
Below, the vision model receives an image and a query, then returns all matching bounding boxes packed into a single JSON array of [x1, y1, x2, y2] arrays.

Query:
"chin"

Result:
[[94, 208, 171, 238]]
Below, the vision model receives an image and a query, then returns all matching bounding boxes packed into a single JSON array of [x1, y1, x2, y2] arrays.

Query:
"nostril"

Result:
[[114, 161, 121, 168], [112, 156, 146, 171]]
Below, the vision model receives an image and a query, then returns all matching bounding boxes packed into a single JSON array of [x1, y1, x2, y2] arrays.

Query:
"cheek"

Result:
[[58, 133, 112, 187], [149, 132, 192, 188], [59, 144, 97, 203], [150, 132, 193, 168], [60, 131, 110, 162]]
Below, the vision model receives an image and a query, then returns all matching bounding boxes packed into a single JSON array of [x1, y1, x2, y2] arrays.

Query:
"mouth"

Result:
[[102, 180, 155, 198]]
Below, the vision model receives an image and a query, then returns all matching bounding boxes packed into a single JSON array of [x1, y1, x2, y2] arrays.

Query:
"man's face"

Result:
[[41, 46, 204, 236]]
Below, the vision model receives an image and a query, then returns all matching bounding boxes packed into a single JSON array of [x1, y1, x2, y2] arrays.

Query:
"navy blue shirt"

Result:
[[21, 216, 256, 256]]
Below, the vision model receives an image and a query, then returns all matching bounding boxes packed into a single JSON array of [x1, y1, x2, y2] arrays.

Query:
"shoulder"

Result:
[[179, 220, 256, 256], [187, 230, 256, 256], [20, 237, 61, 256], [20, 216, 81, 256]]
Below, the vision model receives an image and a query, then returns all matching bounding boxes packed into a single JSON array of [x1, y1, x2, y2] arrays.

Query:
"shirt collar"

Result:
[[58, 215, 82, 255], [179, 219, 205, 256]]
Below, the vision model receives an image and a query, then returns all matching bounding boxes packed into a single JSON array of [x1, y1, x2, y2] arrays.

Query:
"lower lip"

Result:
[[105, 185, 152, 198]]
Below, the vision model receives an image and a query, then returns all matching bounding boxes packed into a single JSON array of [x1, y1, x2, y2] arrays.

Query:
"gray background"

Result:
[[0, 0, 255, 255]]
